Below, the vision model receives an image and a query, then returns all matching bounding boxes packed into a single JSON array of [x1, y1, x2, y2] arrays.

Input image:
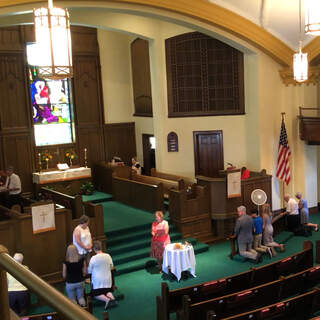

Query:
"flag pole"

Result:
[[281, 112, 285, 209]]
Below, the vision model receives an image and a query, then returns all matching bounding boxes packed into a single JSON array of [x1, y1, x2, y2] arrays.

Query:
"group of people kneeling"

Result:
[[235, 203, 285, 264]]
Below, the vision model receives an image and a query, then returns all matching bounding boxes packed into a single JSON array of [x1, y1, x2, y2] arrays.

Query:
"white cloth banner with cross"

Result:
[[32, 203, 56, 234]]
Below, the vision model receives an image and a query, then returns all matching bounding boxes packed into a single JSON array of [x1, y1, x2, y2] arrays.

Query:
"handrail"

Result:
[[0, 245, 97, 320]]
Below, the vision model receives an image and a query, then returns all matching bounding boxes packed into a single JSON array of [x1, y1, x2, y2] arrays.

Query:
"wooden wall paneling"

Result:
[[0, 220, 16, 254], [71, 26, 99, 56], [0, 53, 32, 131], [72, 54, 104, 126], [0, 26, 24, 51], [104, 122, 137, 164], [131, 38, 153, 117], [2, 133, 34, 193], [77, 126, 105, 167]]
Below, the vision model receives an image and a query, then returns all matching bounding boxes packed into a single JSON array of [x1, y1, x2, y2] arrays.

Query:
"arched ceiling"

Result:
[[0, 0, 319, 67]]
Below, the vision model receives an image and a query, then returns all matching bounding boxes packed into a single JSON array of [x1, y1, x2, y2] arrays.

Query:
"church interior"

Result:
[[1, 0, 320, 319]]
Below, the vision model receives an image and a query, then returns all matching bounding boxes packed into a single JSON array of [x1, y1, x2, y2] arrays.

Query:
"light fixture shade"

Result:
[[34, 3, 72, 79], [293, 50, 308, 82], [305, 0, 320, 35]]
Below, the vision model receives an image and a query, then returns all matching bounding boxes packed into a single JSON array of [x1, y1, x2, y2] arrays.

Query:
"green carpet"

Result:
[[82, 191, 113, 203], [28, 195, 320, 319]]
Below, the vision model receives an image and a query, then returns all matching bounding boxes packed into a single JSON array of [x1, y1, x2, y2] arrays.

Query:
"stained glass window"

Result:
[[27, 43, 75, 146]]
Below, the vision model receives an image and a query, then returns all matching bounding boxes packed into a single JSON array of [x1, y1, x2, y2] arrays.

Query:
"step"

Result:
[[112, 238, 200, 266], [106, 225, 179, 246], [115, 242, 209, 276], [108, 232, 184, 255]]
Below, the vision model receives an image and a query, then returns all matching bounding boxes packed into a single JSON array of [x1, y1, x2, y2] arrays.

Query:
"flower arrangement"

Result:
[[65, 149, 77, 166], [40, 150, 53, 162]]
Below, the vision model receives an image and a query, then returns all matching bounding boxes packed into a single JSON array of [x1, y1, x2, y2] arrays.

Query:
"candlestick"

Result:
[[84, 148, 88, 168], [38, 153, 42, 173]]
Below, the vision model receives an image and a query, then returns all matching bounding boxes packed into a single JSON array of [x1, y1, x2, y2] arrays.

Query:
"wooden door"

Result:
[[142, 134, 156, 175], [193, 130, 224, 177]]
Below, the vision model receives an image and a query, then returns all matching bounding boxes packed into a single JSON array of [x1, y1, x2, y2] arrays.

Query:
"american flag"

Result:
[[276, 119, 291, 185]]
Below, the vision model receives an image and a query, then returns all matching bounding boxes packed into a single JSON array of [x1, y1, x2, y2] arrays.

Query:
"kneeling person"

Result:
[[235, 206, 261, 263]]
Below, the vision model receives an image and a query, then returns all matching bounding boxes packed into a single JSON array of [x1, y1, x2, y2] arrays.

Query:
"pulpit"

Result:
[[197, 169, 272, 239]]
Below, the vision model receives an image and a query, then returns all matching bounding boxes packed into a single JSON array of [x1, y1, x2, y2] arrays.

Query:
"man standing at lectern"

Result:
[[234, 205, 261, 263], [4, 166, 21, 208]]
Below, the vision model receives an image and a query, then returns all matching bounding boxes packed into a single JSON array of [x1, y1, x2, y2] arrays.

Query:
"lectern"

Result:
[[197, 169, 272, 239]]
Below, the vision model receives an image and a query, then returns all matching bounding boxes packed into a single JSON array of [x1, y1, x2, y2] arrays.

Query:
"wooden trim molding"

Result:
[[2, 0, 294, 67], [279, 66, 320, 86]]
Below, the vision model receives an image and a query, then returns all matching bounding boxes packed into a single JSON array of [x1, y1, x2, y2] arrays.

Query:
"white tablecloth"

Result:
[[162, 243, 196, 281], [33, 167, 91, 184]]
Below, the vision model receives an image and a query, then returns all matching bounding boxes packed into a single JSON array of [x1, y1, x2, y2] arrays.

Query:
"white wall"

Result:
[[98, 29, 135, 124]]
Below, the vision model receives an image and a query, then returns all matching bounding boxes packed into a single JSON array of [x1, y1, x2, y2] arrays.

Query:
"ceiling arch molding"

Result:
[[0, 0, 296, 67]]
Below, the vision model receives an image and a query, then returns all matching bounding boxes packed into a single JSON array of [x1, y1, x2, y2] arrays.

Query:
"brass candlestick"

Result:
[[84, 148, 88, 168], [38, 153, 42, 173]]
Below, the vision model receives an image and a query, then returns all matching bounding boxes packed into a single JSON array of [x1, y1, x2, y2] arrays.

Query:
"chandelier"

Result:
[[33, 0, 73, 79], [293, 0, 308, 83], [305, 0, 320, 35]]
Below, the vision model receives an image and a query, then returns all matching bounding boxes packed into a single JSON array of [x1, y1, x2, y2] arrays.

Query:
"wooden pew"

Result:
[[151, 168, 195, 188], [133, 174, 184, 199], [112, 175, 164, 212], [221, 287, 320, 320], [168, 185, 212, 242], [158, 240, 313, 320], [177, 264, 320, 320], [40, 187, 83, 219]]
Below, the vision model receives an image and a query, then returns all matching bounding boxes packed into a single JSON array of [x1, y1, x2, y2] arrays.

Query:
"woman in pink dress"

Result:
[[150, 211, 170, 272]]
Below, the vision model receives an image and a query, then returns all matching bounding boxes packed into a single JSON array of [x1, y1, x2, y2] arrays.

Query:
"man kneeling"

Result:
[[235, 206, 262, 263]]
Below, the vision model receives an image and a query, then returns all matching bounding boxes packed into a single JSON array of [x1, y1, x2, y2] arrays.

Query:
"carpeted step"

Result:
[[114, 241, 209, 275], [107, 231, 184, 255], [106, 225, 179, 246]]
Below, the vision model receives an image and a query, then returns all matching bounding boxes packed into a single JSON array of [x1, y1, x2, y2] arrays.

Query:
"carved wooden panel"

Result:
[[131, 38, 153, 117], [72, 55, 103, 125], [167, 131, 178, 152], [71, 26, 99, 55], [0, 53, 31, 131], [1, 133, 34, 193], [104, 122, 137, 165], [0, 26, 24, 51], [77, 126, 105, 167], [166, 32, 244, 117]]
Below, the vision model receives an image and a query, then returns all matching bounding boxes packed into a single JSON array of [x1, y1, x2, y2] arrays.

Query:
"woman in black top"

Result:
[[62, 244, 87, 307]]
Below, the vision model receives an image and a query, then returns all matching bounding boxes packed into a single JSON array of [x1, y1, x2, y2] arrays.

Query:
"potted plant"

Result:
[[80, 181, 94, 195]]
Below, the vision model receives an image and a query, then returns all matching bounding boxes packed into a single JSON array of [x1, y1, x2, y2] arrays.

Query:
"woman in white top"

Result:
[[88, 241, 117, 310], [7, 253, 29, 316], [73, 215, 92, 262]]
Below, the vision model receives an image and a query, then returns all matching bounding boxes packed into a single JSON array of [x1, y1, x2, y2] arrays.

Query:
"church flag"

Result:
[[276, 118, 291, 185]]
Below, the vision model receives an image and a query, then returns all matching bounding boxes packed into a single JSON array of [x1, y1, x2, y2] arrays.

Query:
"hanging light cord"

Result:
[[299, 0, 302, 51]]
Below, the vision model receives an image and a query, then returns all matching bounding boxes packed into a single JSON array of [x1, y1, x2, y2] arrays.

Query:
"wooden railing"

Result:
[[0, 245, 97, 320]]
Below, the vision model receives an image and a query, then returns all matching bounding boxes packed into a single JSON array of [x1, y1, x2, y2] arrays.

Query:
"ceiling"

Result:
[[209, 0, 315, 50]]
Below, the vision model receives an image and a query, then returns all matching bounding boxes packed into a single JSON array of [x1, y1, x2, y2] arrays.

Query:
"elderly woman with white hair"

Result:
[[295, 192, 318, 232], [7, 253, 29, 316]]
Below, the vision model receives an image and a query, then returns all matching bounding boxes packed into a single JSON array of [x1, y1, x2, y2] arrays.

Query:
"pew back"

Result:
[[221, 288, 320, 320], [159, 241, 313, 320], [133, 174, 184, 199], [112, 176, 164, 212], [150, 168, 195, 188], [182, 264, 320, 320]]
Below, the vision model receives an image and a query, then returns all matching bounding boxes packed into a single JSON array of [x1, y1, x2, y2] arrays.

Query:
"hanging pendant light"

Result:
[[293, 0, 308, 83], [34, 0, 73, 79], [305, 0, 320, 35]]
